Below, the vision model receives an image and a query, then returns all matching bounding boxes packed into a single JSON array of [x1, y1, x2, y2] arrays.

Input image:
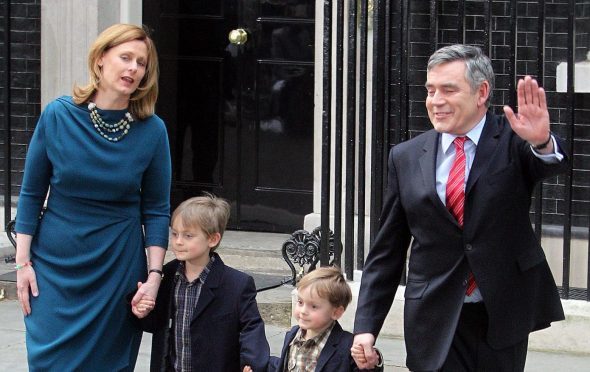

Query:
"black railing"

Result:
[[320, 0, 333, 268], [333, 0, 345, 272], [3, 0, 12, 227], [320, 0, 589, 301], [562, 0, 576, 299]]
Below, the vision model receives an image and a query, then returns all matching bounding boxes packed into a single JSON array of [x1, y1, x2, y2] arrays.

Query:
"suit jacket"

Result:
[[269, 321, 375, 372], [354, 113, 568, 371], [141, 253, 269, 371]]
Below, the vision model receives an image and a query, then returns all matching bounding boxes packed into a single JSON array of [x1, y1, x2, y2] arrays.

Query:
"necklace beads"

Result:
[[88, 102, 134, 142]]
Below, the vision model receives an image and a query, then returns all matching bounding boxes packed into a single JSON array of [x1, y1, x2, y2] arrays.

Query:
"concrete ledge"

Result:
[[259, 302, 292, 328], [0, 236, 15, 260], [0, 277, 16, 300], [257, 285, 294, 328], [529, 299, 590, 354]]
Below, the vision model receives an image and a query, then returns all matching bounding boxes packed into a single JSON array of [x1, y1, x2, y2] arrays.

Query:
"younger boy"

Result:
[[267, 266, 383, 372], [135, 194, 269, 371]]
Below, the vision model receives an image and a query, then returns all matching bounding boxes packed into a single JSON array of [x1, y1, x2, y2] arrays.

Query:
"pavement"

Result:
[[2, 230, 590, 371]]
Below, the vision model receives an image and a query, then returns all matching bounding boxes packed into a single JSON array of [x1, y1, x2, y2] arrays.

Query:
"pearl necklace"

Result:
[[88, 102, 134, 142]]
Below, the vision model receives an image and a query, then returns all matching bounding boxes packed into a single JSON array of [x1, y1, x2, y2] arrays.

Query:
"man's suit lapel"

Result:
[[466, 113, 502, 195], [191, 255, 223, 322], [419, 130, 458, 226]]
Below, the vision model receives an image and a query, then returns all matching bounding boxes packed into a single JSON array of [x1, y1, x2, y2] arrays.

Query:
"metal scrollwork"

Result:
[[284, 230, 317, 267], [282, 227, 340, 285]]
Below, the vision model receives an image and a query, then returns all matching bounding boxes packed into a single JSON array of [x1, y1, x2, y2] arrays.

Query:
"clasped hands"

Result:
[[351, 333, 381, 369], [131, 280, 158, 318]]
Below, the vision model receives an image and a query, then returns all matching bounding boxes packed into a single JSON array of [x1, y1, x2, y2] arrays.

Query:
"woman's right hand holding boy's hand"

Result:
[[242, 366, 252, 372], [16, 263, 38, 316], [131, 282, 156, 318]]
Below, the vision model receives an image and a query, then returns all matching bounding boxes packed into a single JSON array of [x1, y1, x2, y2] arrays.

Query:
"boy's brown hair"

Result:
[[171, 193, 230, 250], [297, 266, 352, 309]]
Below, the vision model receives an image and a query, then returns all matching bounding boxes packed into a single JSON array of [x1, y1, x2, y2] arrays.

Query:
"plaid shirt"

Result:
[[171, 256, 215, 372], [287, 321, 335, 372]]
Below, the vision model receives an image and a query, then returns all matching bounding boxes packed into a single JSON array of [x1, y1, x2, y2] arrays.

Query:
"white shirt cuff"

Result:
[[530, 135, 564, 163]]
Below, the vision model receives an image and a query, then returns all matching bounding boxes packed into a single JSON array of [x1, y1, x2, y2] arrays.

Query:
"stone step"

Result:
[[0, 261, 16, 300]]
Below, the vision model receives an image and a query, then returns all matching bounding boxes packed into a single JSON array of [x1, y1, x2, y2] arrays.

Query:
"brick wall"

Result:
[[0, 0, 41, 199], [388, 0, 590, 228]]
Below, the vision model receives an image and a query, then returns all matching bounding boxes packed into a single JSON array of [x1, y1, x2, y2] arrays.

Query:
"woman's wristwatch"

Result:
[[148, 269, 164, 278]]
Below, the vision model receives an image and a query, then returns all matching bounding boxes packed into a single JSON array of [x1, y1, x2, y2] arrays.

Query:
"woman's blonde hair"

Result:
[[72, 23, 159, 120]]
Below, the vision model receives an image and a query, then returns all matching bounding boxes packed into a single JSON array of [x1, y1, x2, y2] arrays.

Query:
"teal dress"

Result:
[[15, 96, 171, 371]]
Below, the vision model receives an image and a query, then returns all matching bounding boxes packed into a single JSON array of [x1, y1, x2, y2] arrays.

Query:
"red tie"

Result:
[[446, 137, 477, 295], [446, 137, 466, 227]]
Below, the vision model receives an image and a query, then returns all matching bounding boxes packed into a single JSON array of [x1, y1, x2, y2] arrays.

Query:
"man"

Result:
[[352, 44, 568, 371]]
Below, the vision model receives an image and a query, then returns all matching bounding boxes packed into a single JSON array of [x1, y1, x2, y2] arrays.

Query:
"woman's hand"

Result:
[[131, 282, 156, 318], [16, 264, 38, 316], [15, 233, 37, 316], [131, 246, 165, 315], [131, 273, 161, 313]]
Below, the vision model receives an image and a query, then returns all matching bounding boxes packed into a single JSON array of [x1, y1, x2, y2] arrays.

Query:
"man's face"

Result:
[[425, 60, 489, 135]]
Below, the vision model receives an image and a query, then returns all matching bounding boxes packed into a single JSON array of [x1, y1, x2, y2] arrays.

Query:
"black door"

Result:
[[143, 1, 315, 233]]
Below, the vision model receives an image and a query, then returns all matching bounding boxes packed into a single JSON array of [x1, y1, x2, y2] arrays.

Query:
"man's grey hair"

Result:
[[427, 44, 495, 107]]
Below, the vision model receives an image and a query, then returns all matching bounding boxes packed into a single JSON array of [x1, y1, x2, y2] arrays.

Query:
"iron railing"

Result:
[[320, 0, 589, 301], [1, 1, 588, 301], [3, 0, 11, 227]]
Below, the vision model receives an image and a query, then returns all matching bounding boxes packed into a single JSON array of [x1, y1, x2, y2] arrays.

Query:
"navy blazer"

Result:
[[141, 253, 269, 371], [269, 321, 380, 372], [354, 113, 569, 371]]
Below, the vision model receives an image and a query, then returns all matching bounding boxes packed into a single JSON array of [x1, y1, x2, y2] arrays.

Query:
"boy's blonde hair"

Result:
[[171, 193, 231, 250], [73, 23, 159, 120], [297, 266, 352, 309]]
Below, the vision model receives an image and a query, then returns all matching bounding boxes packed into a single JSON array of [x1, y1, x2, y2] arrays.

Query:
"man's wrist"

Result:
[[374, 347, 384, 368], [530, 131, 552, 150]]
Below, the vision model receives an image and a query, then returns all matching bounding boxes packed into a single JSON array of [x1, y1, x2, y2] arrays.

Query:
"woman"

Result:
[[14, 24, 170, 370]]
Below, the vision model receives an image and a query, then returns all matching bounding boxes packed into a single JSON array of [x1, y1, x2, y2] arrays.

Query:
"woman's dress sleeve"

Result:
[[15, 105, 54, 235], [141, 122, 171, 248]]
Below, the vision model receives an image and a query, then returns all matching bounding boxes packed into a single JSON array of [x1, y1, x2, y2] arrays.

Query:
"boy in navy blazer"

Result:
[[257, 267, 382, 372], [134, 194, 269, 371]]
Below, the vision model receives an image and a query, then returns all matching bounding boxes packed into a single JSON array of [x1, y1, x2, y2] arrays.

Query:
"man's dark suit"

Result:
[[354, 113, 568, 371]]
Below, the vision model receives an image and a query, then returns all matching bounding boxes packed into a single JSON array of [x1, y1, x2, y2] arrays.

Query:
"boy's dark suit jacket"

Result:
[[140, 253, 269, 371], [354, 113, 569, 371], [269, 321, 379, 372]]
